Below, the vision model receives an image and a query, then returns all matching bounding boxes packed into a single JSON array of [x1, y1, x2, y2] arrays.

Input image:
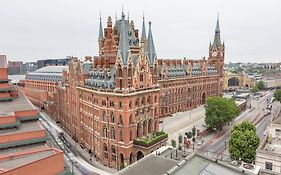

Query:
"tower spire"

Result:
[[118, 14, 130, 65], [141, 12, 146, 38], [98, 13, 103, 40], [146, 21, 156, 66], [212, 14, 221, 48]]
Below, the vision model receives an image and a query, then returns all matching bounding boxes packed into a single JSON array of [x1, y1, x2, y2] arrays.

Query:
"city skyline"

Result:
[[0, 0, 280, 63]]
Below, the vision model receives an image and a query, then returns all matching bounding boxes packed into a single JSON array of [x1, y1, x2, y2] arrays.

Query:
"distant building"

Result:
[[7, 61, 23, 75], [0, 56, 69, 175], [22, 66, 68, 107], [20, 61, 38, 74], [37, 57, 71, 69]]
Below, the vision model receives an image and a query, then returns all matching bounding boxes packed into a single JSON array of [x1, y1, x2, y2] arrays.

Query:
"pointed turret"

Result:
[[141, 15, 146, 38], [98, 17, 103, 40], [212, 16, 221, 48], [118, 13, 130, 65], [146, 21, 156, 67]]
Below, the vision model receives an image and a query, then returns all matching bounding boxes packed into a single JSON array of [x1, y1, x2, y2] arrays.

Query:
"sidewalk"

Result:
[[41, 111, 116, 174]]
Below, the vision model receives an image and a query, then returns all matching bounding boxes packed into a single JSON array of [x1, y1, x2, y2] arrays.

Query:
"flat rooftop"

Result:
[[0, 121, 43, 136], [0, 148, 56, 170], [0, 143, 47, 156], [0, 90, 35, 115], [116, 154, 178, 175], [171, 155, 242, 175]]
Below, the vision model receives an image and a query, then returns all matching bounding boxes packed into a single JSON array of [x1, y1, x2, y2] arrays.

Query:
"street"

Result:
[[39, 112, 113, 175]]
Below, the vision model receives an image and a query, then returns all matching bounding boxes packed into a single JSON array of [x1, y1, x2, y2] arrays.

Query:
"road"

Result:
[[199, 91, 280, 158], [39, 112, 112, 175]]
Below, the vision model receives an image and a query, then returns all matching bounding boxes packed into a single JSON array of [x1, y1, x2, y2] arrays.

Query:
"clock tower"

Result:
[[208, 16, 224, 77]]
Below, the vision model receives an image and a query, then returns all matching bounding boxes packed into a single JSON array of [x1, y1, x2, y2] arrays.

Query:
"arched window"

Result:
[[135, 98, 139, 107], [104, 143, 108, 159], [147, 96, 151, 104], [119, 67, 122, 77], [140, 73, 144, 82], [111, 112, 115, 123], [111, 127, 115, 140], [141, 97, 145, 105], [154, 95, 157, 103], [103, 125, 107, 138], [129, 101, 132, 109], [102, 111, 106, 121], [119, 114, 123, 125], [111, 145, 116, 161], [119, 101, 122, 109]]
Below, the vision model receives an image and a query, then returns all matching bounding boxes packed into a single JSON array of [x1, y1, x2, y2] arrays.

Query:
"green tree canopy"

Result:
[[205, 97, 240, 130], [273, 89, 281, 103], [256, 81, 265, 90], [251, 86, 259, 93], [229, 121, 260, 163]]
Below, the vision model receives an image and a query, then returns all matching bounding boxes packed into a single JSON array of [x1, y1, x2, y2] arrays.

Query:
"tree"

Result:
[[229, 121, 260, 163], [178, 135, 183, 144], [185, 131, 193, 139], [256, 81, 265, 90], [171, 139, 176, 148], [251, 86, 259, 93], [273, 89, 281, 103], [205, 97, 240, 130]]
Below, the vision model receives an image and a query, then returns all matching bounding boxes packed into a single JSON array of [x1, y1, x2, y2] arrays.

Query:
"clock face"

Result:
[[212, 52, 217, 57]]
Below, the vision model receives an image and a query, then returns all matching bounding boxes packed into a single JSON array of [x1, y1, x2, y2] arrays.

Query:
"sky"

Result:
[[0, 0, 280, 63]]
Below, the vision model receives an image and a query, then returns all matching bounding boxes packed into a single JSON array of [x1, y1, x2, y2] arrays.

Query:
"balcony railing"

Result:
[[133, 131, 168, 148]]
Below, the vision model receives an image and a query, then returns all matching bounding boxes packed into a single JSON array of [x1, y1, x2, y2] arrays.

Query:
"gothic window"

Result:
[[110, 101, 114, 107], [102, 111, 107, 121], [104, 143, 108, 159], [111, 127, 115, 140], [102, 100, 106, 106], [119, 114, 123, 125], [141, 97, 145, 106], [129, 114, 133, 124], [129, 101, 132, 109], [135, 98, 139, 107], [140, 73, 144, 82], [119, 101, 122, 109], [111, 112, 115, 123], [147, 96, 151, 104], [119, 67, 122, 77], [103, 125, 107, 137], [111, 145, 116, 161]]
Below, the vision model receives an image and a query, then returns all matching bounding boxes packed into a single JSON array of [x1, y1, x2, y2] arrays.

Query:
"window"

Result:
[[265, 162, 273, 170], [111, 145, 116, 161], [129, 114, 133, 124], [104, 143, 108, 159], [111, 112, 115, 123], [111, 127, 115, 139], [110, 101, 114, 107], [102, 111, 107, 121], [103, 125, 107, 137], [119, 115, 123, 125], [129, 101, 132, 109], [119, 101, 122, 109]]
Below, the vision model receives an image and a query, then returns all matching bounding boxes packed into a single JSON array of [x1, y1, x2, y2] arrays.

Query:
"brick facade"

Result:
[[46, 14, 224, 170]]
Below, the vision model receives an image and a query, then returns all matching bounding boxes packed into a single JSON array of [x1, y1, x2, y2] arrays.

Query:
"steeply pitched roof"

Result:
[[118, 13, 130, 66], [98, 17, 103, 40], [146, 21, 156, 67], [212, 17, 222, 48], [141, 16, 146, 38]]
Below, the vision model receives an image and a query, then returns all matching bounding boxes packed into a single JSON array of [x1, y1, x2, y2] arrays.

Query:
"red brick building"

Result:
[[46, 13, 224, 170], [0, 56, 69, 175]]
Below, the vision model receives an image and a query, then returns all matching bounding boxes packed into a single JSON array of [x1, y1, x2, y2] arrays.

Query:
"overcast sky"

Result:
[[0, 0, 280, 63]]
